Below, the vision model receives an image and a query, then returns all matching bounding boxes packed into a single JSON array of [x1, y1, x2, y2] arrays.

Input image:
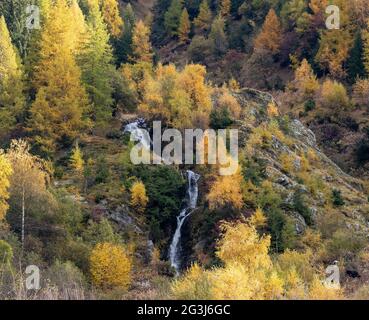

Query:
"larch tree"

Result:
[[289, 59, 319, 99], [207, 169, 244, 211], [28, 0, 90, 157], [0, 151, 12, 221], [6, 140, 49, 249], [70, 142, 85, 174], [164, 0, 184, 37], [194, 0, 212, 34], [219, 0, 231, 18], [100, 0, 123, 37], [178, 8, 191, 43], [130, 181, 149, 214], [90, 242, 132, 289], [79, 0, 115, 125], [364, 20, 369, 75], [130, 20, 153, 63], [0, 16, 25, 141], [315, 0, 353, 79], [254, 9, 282, 56]]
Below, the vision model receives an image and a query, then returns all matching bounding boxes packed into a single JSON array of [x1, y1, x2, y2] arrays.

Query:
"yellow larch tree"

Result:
[[0, 15, 25, 140], [0, 151, 12, 221], [28, 0, 90, 156], [290, 59, 320, 99], [100, 0, 123, 37], [70, 142, 85, 174], [207, 168, 244, 211], [178, 8, 191, 43], [130, 181, 149, 214], [90, 242, 132, 290], [254, 9, 282, 55], [194, 0, 212, 34], [219, 0, 231, 18], [131, 20, 153, 63]]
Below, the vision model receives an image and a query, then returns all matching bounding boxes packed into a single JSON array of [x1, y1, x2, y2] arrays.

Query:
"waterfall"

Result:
[[123, 119, 151, 150], [169, 170, 200, 274]]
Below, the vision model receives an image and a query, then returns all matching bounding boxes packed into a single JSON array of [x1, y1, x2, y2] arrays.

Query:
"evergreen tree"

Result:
[[0, 16, 25, 141], [28, 0, 90, 157], [79, 0, 115, 125], [178, 8, 191, 43], [164, 0, 184, 37], [194, 0, 212, 34], [347, 31, 365, 83], [131, 20, 153, 63], [114, 3, 136, 65], [209, 15, 228, 56], [0, 0, 33, 58]]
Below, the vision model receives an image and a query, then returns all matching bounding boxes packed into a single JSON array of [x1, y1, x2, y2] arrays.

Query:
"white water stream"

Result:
[[169, 170, 200, 274]]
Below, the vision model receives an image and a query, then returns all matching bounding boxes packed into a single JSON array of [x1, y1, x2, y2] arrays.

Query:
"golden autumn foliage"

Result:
[[219, 0, 231, 18], [250, 207, 267, 228], [130, 181, 149, 214], [289, 59, 320, 99], [207, 169, 243, 211], [172, 218, 343, 300], [315, 0, 353, 79], [267, 102, 279, 118], [90, 242, 132, 290], [0, 15, 25, 139], [28, 0, 90, 156], [0, 151, 12, 221], [178, 8, 191, 43], [318, 79, 350, 110], [254, 9, 282, 55], [217, 91, 241, 120], [100, 0, 123, 37], [70, 143, 85, 174], [139, 64, 212, 129], [131, 20, 153, 63], [352, 78, 369, 107], [194, 0, 212, 34]]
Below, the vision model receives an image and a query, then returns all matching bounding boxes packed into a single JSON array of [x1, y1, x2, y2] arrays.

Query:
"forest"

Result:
[[0, 0, 369, 300]]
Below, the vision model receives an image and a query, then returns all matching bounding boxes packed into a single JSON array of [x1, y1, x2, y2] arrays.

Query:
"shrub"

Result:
[[332, 189, 345, 207], [318, 79, 350, 110], [304, 99, 316, 112], [355, 140, 369, 164], [90, 242, 132, 290], [293, 190, 312, 225], [0, 240, 13, 266], [352, 78, 369, 108], [210, 107, 232, 129]]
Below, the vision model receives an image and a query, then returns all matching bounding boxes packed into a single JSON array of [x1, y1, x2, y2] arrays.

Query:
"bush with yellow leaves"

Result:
[[130, 181, 149, 214], [171, 211, 344, 300], [90, 242, 132, 290]]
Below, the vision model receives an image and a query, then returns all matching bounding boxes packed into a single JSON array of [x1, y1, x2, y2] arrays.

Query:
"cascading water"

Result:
[[169, 170, 200, 274], [123, 119, 151, 150], [124, 121, 200, 274]]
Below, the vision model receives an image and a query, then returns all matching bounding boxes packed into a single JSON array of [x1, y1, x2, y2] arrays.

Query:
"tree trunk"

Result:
[[21, 185, 25, 251]]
